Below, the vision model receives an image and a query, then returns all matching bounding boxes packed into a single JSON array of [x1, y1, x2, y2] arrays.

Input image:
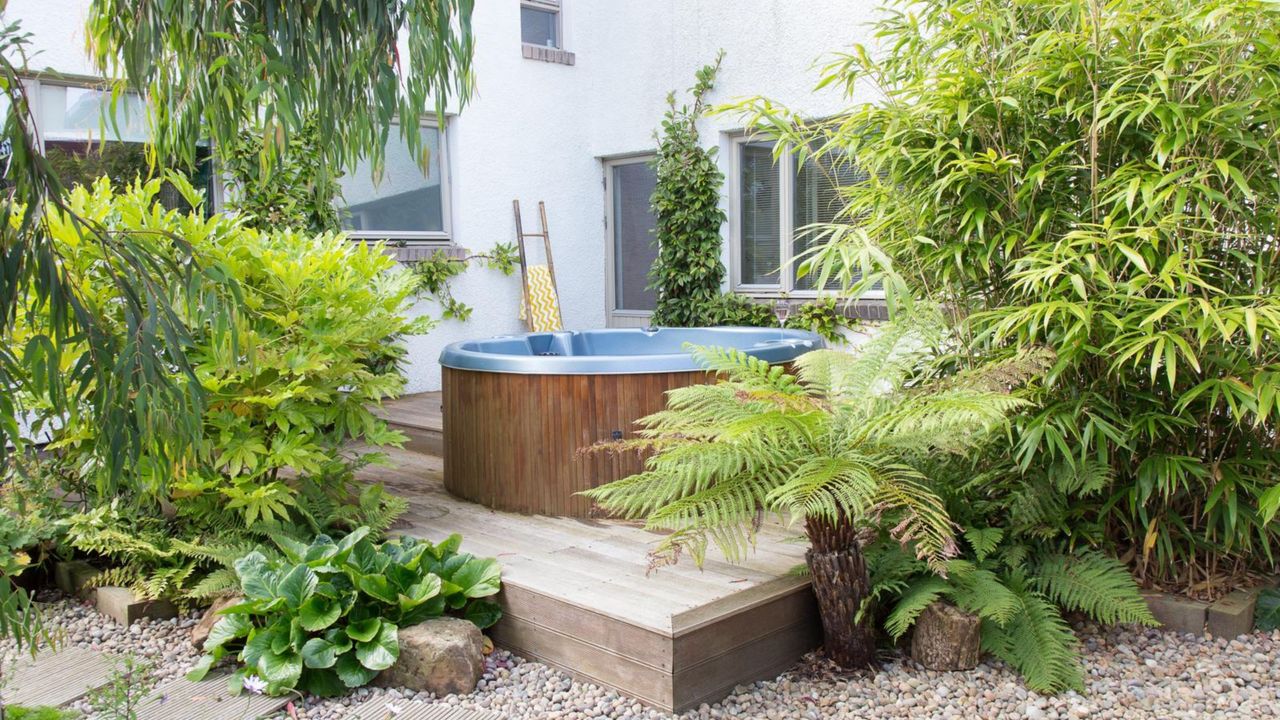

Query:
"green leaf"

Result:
[[452, 558, 503, 598], [301, 637, 340, 669], [299, 596, 342, 632], [335, 651, 379, 688], [258, 648, 303, 687], [464, 600, 503, 629], [277, 564, 319, 609], [204, 612, 253, 653], [346, 617, 382, 643], [357, 574, 399, 604], [185, 653, 217, 682], [355, 622, 399, 671]]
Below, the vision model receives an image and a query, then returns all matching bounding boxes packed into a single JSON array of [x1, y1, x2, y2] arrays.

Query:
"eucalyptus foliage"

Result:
[[734, 0, 1280, 590], [648, 52, 728, 327], [86, 0, 476, 175]]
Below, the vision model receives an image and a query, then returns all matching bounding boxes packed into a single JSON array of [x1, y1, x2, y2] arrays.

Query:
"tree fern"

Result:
[[585, 309, 1038, 668]]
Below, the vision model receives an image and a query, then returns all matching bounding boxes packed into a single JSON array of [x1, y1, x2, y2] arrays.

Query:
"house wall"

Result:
[[3, 0, 879, 393]]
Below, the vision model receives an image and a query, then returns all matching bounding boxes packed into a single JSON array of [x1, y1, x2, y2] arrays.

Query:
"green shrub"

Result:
[[5, 707, 80, 720], [14, 177, 424, 600], [735, 0, 1280, 591], [189, 528, 501, 696], [221, 118, 344, 234]]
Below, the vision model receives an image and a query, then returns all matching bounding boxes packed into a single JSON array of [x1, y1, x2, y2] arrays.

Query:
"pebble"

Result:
[[5, 599, 1280, 719]]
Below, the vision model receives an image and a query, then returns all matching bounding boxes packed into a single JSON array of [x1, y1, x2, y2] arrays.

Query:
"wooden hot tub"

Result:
[[438, 328, 823, 517]]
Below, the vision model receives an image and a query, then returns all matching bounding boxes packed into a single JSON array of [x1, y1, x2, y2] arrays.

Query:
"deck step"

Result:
[[373, 392, 444, 458], [135, 674, 289, 720], [1, 646, 113, 707], [345, 698, 502, 720]]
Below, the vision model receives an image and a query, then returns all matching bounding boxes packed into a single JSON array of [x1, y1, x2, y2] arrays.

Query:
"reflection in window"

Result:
[[337, 125, 446, 237]]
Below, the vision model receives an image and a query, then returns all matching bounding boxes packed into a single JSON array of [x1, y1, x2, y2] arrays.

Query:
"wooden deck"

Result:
[[363, 415, 821, 713], [375, 392, 445, 457]]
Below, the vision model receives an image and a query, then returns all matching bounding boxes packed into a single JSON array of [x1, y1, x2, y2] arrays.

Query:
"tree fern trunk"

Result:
[[805, 515, 876, 669]]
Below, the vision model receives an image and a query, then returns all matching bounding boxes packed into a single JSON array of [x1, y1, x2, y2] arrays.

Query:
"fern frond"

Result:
[[885, 576, 949, 639], [947, 567, 1021, 624], [964, 527, 1004, 562], [1032, 551, 1157, 626], [982, 588, 1083, 694], [691, 344, 807, 394]]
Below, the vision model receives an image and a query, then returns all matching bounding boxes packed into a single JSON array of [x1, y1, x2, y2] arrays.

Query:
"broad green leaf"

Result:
[[301, 637, 340, 669], [346, 617, 382, 643], [277, 564, 319, 609], [299, 596, 342, 632], [259, 648, 303, 687], [335, 650, 380, 687], [355, 622, 399, 671]]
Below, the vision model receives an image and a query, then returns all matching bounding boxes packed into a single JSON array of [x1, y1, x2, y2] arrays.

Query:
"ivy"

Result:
[[408, 244, 520, 322], [648, 52, 727, 327]]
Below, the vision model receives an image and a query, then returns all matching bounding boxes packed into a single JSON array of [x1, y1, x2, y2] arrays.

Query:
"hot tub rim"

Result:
[[438, 326, 826, 375]]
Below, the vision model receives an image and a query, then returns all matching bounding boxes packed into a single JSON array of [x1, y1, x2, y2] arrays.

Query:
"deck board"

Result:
[[0, 646, 112, 707], [361, 445, 820, 712]]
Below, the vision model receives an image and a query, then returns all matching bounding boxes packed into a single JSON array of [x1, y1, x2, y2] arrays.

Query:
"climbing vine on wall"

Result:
[[647, 52, 727, 327], [409, 243, 520, 322]]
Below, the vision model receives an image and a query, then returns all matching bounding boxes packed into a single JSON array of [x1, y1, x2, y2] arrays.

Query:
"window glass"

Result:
[[611, 160, 659, 312], [39, 84, 149, 143], [337, 126, 445, 236], [521, 7, 559, 48], [793, 153, 865, 290], [739, 143, 781, 286]]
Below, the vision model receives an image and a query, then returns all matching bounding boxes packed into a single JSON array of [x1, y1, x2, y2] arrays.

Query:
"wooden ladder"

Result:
[[513, 199, 564, 331]]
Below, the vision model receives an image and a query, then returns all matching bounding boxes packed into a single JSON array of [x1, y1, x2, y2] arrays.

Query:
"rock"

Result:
[[190, 595, 243, 650], [911, 601, 982, 671], [376, 617, 485, 695]]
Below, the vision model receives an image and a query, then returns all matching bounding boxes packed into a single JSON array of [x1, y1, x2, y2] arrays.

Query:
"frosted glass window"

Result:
[[38, 84, 148, 143], [337, 125, 445, 237]]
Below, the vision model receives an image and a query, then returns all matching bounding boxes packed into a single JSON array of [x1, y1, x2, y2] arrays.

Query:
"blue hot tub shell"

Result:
[[438, 326, 825, 375]]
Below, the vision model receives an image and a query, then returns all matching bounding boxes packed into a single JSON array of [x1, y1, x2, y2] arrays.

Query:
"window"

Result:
[[21, 78, 215, 215], [731, 137, 871, 295], [336, 123, 450, 241], [520, 0, 574, 65], [521, 2, 560, 48], [605, 155, 659, 317]]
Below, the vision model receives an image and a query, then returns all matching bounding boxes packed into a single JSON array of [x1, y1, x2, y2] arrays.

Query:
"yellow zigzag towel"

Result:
[[519, 264, 562, 331]]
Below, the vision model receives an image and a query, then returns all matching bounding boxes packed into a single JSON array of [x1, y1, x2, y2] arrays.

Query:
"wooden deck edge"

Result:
[[671, 573, 812, 636], [491, 614, 676, 711], [670, 620, 819, 707]]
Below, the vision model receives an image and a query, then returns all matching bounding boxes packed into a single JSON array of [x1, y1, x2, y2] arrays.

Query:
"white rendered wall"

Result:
[[3, 0, 880, 393]]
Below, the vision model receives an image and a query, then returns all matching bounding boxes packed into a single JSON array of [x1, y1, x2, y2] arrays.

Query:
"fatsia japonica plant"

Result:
[[189, 528, 502, 696], [585, 308, 1044, 668]]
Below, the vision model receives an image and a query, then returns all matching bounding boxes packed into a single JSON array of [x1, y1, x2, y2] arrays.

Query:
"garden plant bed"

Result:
[[4, 598, 1279, 720]]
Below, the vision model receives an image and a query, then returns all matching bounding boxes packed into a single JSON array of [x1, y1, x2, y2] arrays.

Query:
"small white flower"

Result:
[[384, 702, 403, 717], [243, 674, 268, 695]]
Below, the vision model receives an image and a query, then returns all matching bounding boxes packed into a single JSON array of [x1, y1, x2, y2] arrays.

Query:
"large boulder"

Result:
[[191, 595, 243, 650], [376, 617, 485, 695]]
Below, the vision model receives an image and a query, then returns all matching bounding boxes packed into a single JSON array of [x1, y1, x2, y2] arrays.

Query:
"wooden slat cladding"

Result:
[[443, 367, 710, 517]]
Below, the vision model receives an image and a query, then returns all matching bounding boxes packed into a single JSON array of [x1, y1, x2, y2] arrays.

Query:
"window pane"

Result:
[[39, 84, 149, 143], [612, 160, 659, 312], [739, 143, 781, 286], [793, 152, 866, 290], [337, 126, 445, 235], [521, 7, 559, 48]]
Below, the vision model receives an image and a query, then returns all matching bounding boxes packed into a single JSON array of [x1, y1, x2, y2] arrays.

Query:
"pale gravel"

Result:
[[5, 598, 1280, 719]]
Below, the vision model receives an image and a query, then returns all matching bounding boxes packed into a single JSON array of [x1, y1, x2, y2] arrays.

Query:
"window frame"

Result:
[[520, 0, 563, 50], [339, 116, 453, 245], [727, 133, 884, 300]]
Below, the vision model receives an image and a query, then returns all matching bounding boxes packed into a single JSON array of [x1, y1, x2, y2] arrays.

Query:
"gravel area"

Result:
[[5, 598, 1280, 719]]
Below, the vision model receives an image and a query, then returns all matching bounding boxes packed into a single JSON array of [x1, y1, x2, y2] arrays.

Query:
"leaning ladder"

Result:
[[512, 199, 565, 331]]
